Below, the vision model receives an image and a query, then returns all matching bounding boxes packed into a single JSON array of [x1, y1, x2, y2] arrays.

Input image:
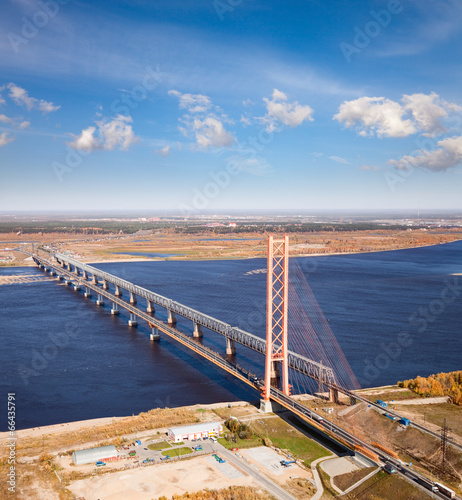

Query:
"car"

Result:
[[213, 454, 221, 461], [231, 448, 238, 451], [194, 445, 202, 451], [218, 458, 226, 463], [160, 455, 169, 460], [95, 461, 106, 467], [144, 448, 148, 450]]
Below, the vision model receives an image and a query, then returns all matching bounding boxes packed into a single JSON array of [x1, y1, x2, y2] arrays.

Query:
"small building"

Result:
[[168, 422, 222, 443], [72, 445, 118, 465], [399, 418, 410, 426]]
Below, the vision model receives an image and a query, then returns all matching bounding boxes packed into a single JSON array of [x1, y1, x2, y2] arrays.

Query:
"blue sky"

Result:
[[1, 0, 462, 212]]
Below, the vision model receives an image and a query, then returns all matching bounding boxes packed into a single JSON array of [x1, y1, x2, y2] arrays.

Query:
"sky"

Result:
[[1, 0, 462, 213]]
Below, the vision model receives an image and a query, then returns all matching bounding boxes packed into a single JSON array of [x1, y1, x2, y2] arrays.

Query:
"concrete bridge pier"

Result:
[[128, 313, 138, 327], [92, 275, 99, 285], [67, 263, 72, 272], [103, 280, 109, 290], [84, 287, 92, 298], [75, 268, 80, 276], [111, 302, 119, 315], [193, 323, 203, 338], [48, 268, 54, 275], [115, 285, 122, 296], [147, 300, 155, 313], [329, 387, 339, 404], [65, 280, 72, 286], [150, 328, 160, 341], [168, 310, 176, 325], [58, 275, 64, 281], [83, 271, 88, 280], [226, 338, 236, 355], [130, 292, 137, 304], [349, 396, 357, 406], [96, 294, 104, 306], [74, 284, 81, 291], [61, 261, 66, 268]]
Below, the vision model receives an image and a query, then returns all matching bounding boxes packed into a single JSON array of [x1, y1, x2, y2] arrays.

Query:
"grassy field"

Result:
[[362, 390, 423, 402], [217, 436, 262, 450], [147, 441, 171, 450], [161, 447, 192, 457], [345, 471, 432, 499], [317, 465, 339, 498], [333, 467, 377, 492], [395, 403, 462, 437], [251, 417, 330, 466]]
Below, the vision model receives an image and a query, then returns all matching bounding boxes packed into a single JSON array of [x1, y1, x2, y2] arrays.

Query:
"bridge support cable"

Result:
[[264, 235, 290, 400]]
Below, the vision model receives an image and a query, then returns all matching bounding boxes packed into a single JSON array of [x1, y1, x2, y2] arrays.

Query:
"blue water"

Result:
[[0, 241, 461, 430], [114, 251, 185, 258]]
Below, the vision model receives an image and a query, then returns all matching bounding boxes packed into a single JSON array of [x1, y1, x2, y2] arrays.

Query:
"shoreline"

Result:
[[1, 237, 461, 269]]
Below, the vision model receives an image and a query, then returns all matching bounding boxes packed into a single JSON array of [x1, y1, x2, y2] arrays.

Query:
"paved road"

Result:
[[216, 444, 297, 500]]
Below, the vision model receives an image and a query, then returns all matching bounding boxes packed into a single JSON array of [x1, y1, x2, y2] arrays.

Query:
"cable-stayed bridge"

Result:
[[22, 240, 461, 499]]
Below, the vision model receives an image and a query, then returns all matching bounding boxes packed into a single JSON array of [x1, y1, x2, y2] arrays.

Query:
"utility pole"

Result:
[[441, 418, 451, 474]]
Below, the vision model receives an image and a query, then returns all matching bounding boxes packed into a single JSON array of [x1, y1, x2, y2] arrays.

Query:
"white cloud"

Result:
[[192, 116, 234, 149], [0, 114, 30, 129], [68, 115, 138, 152], [169, 90, 235, 150], [7, 83, 60, 113], [168, 90, 212, 114], [334, 93, 462, 139], [329, 155, 351, 165], [389, 135, 462, 172], [0, 114, 12, 124], [155, 145, 170, 156], [0, 132, 14, 147], [258, 89, 314, 132], [402, 92, 448, 137], [230, 156, 273, 176], [334, 96, 416, 138]]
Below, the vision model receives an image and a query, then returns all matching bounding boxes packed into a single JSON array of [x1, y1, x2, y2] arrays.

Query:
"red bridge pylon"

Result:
[[263, 235, 290, 402]]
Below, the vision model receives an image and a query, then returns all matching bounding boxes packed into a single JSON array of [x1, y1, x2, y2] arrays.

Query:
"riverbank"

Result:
[[1, 233, 462, 268]]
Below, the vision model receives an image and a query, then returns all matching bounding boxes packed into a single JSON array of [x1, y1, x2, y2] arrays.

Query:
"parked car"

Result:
[[96, 461, 106, 467]]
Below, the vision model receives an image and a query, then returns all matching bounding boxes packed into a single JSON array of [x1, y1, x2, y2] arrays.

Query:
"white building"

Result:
[[72, 445, 118, 465], [168, 422, 222, 443]]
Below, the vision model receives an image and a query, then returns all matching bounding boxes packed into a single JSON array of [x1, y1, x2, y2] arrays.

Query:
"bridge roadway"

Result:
[[30, 253, 461, 498], [48, 252, 336, 386]]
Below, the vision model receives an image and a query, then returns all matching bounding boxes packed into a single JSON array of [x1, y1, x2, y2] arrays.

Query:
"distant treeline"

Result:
[[0, 221, 172, 234], [0, 220, 411, 235], [175, 223, 409, 234], [398, 371, 462, 405]]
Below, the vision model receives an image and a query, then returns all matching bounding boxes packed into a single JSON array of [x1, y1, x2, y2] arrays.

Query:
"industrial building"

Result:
[[168, 422, 222, 443], [72, 445, 118, 465]]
